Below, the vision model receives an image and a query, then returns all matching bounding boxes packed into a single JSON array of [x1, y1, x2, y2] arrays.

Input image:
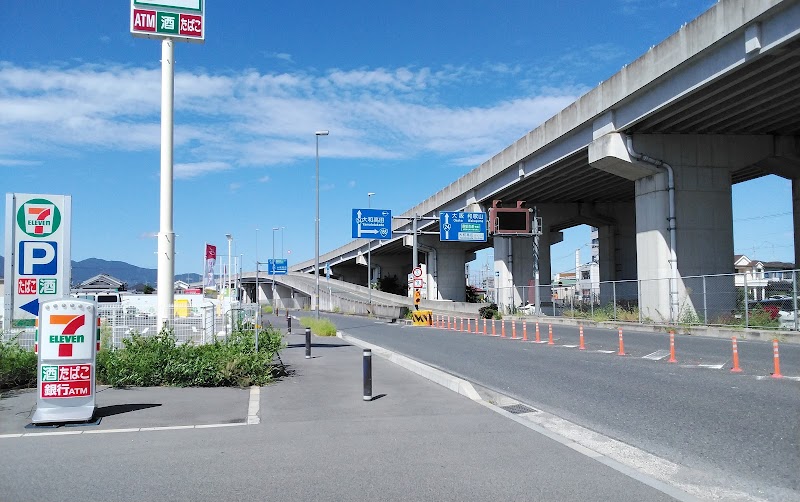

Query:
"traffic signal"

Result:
[[414, 290, 421, 306]]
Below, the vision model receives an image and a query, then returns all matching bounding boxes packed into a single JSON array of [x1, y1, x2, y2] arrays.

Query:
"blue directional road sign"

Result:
[[268, 259, 288, 275], [440, 211, 487, 242], [352, 208, 392, 239]]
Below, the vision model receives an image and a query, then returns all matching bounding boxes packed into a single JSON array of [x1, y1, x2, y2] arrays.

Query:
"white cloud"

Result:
[[174, 161, 231, 179], [0, 158, 40, 166], [258, 175, 271, 183], [348, 180, 356, 188], [0, 61, 583, 178]]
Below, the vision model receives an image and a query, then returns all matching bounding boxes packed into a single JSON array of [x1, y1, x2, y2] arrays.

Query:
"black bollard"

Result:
[[305, 328, 312, 359], [287, 314, 292, 334], [363, 349, 372, 401]]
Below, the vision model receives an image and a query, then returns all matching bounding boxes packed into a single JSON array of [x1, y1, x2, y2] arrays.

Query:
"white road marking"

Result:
[[595, 350, 616, 353], [247, 385, 261, 425], [2, 422, 249, 439], [560, 344, 578, 348], [642, 350, 670, 361], [695, 363, 725, 369], [755, 375, 800, 381]]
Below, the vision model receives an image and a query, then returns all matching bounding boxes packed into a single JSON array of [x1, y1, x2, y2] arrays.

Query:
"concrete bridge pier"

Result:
[[590, 132, 775, 322]]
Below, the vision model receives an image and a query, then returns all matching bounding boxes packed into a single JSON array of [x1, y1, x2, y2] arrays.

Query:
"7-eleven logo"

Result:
[[49, 314, 86, 357], [16, 198, 62, 238]]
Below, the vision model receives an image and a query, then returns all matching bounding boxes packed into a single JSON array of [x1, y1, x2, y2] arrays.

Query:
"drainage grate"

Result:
[[500, 403, 538, 415]]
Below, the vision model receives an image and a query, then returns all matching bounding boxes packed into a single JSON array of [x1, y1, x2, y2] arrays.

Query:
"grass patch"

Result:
[[299, 317, 338, 336]]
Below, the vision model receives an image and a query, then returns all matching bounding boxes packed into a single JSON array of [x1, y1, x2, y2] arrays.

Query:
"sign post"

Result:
[[4, 193, 72, 331], [439, 211, 487, 242], [131, 0, 205, 328], [352, 208, 392, 240], [32, 299, 98, 424], [268, 259, 288, 275]]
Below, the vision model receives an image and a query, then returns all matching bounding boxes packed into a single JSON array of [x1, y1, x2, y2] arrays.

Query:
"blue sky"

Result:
[[1, 0, 793, 280]]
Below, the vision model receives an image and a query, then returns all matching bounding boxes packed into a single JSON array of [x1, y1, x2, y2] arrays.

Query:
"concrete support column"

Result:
[[493, 235, 545, 311], [794, 179, 800, 269], [435, 246, 467, 302], [591, 133, 775, 322]]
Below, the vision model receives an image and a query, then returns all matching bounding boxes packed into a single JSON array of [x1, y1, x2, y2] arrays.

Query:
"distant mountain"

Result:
[[0, 255, 200, 287]]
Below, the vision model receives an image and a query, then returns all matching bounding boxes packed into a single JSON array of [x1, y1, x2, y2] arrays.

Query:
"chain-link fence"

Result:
[[2, 303, 264, 350], [489, 269, 800, 330]]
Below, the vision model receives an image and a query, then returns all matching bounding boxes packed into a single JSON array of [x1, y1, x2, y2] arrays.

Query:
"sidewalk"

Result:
[[258, 330, 683, 502]]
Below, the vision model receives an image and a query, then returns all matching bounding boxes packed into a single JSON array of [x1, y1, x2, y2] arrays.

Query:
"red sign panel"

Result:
[[132, 9, 157, 32], [179, 14, 202, 37], [40, 364, 92, 398], [18, 278, 37, 294], [41, 381, 91, 398]]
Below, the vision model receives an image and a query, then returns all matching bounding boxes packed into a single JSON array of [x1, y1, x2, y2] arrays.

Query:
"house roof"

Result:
[[77, 273, 125, 290]]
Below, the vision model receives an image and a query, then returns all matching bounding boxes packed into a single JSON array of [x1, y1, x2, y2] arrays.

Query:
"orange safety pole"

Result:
[[492, 319, 496, 336], [535, 322, 541, 343], [501, 320, 506, 338], [548, 324, 554, 345], [522, 321, 528, 341], [579, 325, 585, 350], [668, 331, 677, 363], [511, 321, 517, 339], [617, 327, 625, 356], [483, 318, 487, 335], [772, 339, 783, 378], [730, 337, 742, 373]]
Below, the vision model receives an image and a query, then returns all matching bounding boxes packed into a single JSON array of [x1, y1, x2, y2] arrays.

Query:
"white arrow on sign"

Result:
[[444, 213, 450, 239]]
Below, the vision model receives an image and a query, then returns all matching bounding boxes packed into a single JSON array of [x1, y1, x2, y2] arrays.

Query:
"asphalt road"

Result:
[[318, 312, 800, 501]]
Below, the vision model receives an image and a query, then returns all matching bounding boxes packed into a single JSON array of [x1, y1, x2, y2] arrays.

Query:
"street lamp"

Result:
[[272, 226, 283, 309], [367, 192, 375, 305], [315, 130, 329, 318], [225, 233, 232, 302]]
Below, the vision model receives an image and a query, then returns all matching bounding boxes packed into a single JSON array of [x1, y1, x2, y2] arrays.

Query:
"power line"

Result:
[[734, 211, 791, 222]]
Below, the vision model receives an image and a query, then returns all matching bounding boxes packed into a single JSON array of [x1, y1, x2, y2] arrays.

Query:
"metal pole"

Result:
[[314, 131, 328, 318], [156, 38, 175, 328], [272, 228, 276, 311], [305, 327, 312, 359], [702, 275, 708, 325], [743, 273, 749, 328], [226, 234, 232, 303], [287, 313, 292, 334], [412, 213, 418, 268], [368, 192, 374, 305], [363, 348, 372, 401], [794, 270, 798, 332], [612, 281, 617, 320], [254, 261, 259, 352], [533, 208, 541, 316]]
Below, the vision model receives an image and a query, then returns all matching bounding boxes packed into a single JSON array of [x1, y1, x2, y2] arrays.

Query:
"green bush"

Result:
[[299, 317, 337, 336], [479, 303, 498, 319], [97, 326, 284, 388], [0, 338, 37, 390]]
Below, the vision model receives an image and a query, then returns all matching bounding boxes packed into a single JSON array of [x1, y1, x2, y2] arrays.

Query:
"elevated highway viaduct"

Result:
[[293, 0, 800, 322]]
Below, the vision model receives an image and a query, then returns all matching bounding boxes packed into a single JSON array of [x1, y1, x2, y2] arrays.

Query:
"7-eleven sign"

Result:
[[39, 309, 94, 360]]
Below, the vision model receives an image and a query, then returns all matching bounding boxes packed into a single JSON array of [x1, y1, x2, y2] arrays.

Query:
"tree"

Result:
[[143, 284, 155, 294]]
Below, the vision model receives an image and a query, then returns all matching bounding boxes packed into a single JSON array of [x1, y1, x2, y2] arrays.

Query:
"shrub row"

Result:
[[1, 327, 284, 391], [0, 338, 37, 390]]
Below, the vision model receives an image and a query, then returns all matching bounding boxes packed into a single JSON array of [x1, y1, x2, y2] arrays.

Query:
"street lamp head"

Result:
[[272, 227, 280, 231], [315, 130, 330, 136], [225, 233, 232, 240], [368, 192, 375, 197]]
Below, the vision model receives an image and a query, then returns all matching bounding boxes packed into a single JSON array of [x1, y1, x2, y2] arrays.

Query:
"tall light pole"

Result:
[[315, 130, 329, 318], [255, 228, 259, 306], [225, 233, 232, 301], [272, 226, 281, 309], [367, 192, 375, 305]]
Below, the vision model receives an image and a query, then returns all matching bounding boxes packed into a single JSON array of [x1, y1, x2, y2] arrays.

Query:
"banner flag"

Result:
[[204, 244, 216, 289]]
